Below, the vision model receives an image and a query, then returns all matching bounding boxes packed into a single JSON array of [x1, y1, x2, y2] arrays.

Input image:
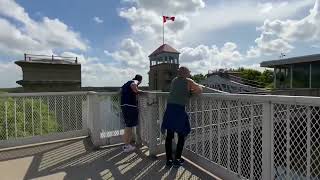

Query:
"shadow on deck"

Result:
[[0, 138, 217, 180]]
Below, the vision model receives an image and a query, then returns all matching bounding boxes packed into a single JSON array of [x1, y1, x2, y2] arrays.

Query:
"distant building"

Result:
[[261, 54, 320, 89], [15, 54, 81, 92], [202, 70, 262, 93], [148, 44, 180, 91]]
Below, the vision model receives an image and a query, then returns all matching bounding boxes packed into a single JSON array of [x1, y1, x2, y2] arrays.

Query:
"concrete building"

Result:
[[15, 54, 81, 92], [261, 54, 320, 89], [148, 44, 180, 91]]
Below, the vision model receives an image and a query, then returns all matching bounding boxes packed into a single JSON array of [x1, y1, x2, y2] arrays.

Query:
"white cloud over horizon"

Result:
[[0, 0, 87, 56], [247, 0, 320, 57]]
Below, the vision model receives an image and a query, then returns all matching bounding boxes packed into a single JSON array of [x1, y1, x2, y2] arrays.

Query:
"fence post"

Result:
[[262, 101, 272, 180], [87, 92, 103, 148], [147, 93, 158, 157]]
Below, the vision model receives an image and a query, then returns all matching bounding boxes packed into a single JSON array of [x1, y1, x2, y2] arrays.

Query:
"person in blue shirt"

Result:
[[120, 74, 143, 152]]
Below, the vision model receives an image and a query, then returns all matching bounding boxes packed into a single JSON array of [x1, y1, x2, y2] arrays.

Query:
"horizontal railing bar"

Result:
[[25, 53, 77, 59], [2, 91, 319, 105], [0, 91, 91, 97], [142, 91, 320, 105]]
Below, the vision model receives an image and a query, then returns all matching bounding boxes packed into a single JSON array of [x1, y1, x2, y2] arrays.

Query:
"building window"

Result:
[[312, 62, 320, 88], [275, 66, 290, 89], [292, 63, 310, 88]]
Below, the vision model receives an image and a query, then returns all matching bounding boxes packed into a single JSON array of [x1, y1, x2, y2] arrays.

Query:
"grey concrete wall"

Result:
[[21, 64, 81, 81]]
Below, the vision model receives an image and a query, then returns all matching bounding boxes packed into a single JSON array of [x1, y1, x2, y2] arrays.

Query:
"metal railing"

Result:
[[24, 54, 78, 64], [0, 92, 89, 149], [138, 92, 320, 180], [1, 91, 320, 180]]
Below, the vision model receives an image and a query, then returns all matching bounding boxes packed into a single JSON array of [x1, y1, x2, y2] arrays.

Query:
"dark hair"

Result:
[[133, 74, 142, 82]]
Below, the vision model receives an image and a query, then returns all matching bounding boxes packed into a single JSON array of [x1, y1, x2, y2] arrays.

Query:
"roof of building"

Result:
[[260, 54, 320, 67], [15, 59, 80, 66], [148, 44, 180, 57]]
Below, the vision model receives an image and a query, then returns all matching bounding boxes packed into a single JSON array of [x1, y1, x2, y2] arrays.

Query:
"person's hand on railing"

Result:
[[137, 90, 147, 95]]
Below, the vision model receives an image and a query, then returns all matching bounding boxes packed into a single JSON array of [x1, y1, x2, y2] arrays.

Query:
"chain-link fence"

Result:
[[2, 91, 320, 179], [0, 92, 88, 145], [137, 93, 320, 180]]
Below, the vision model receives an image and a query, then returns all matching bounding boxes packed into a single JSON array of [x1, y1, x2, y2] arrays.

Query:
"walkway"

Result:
[[0, 138, 218, 180]]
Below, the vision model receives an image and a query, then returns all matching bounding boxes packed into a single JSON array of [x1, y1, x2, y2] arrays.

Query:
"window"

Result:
[[292, 63, 310, 88], [312, 62, 320, 88], [275, 66, 290, 88]]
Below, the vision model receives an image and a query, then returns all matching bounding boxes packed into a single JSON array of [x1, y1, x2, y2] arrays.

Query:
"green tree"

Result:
[[0, 97, 58, 140], [191, 74, 207, 83], [259, 69, 274, 86]]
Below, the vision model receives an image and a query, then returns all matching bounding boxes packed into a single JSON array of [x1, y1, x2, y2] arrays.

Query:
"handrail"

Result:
[[0, 91, 90, 97], [2, 91, 320, 105], [23, 53, 78, 64]]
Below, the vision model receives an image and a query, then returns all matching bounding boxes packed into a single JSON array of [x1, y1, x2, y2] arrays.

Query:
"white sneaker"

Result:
[[123, 144, 136, 152]]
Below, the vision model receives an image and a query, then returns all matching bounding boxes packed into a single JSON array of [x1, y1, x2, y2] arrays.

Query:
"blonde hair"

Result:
[[177, 66, 191, 78]]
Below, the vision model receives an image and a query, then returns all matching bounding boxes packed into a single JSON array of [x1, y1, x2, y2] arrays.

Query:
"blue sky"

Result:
[[0, 0, 320, 87]]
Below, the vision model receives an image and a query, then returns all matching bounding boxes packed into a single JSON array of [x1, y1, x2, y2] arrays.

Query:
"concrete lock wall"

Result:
[[22, 63, 81, 82]]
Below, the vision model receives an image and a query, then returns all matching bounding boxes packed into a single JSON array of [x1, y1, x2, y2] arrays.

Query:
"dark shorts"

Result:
[[121, 105, 139, 127]]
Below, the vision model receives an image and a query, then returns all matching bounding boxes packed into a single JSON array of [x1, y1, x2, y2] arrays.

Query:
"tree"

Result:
[[0, 97, 58, 140], [259, 69, 274, 86], [191, 74, 206, 83], [236, 68, 274, 88]]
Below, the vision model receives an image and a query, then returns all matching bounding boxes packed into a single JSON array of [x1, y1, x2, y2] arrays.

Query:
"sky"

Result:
[[0, 0, 320, 87]]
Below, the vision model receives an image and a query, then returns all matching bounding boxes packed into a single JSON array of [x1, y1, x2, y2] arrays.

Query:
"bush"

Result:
[[0, 97, 58, 140]]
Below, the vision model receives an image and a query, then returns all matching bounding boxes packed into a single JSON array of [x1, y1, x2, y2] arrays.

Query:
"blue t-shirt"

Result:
[[120, 80, 138, 107]]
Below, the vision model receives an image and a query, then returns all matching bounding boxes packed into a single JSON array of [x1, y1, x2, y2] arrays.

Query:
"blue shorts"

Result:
[[121, 105, 138, 127]]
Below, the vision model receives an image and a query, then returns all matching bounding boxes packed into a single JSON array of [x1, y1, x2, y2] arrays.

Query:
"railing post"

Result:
[[147, 93, 158, 157], [262, 101, 272, 180], [87, 92, 103, 148]]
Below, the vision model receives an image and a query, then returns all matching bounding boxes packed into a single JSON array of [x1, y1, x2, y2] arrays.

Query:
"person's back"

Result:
[[121, 80, 137, 107], [167, 77, 189, 106]]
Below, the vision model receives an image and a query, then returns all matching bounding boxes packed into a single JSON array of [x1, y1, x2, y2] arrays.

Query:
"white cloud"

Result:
[[246, 46, 261, 58], [184, 0, 314, 42], [119, 7, 190, 47], [254, 33, 294, 55], [258, 0, 320, 42], [248, 0, 320, 57], [93, 16, 103, 24], [60, 51, 147, 86], [179, 42, 243, 74], [0, 62, 22, 88], [104, 38, 148, 69], [130, 0, 205, 14], [0, 0, 87, 56]]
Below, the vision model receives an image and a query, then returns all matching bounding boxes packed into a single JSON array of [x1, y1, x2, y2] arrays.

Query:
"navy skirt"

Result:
[[161, 103, 190, 136]]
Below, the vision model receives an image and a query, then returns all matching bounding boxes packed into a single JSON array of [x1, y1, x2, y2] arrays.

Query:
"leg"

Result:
[[165, 130, 174, 161], [175, 133, 185, 160], [123, 127, 133, 145]]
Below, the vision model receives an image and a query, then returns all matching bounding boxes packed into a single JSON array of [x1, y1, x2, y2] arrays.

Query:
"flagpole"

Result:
[[162, 14, 164, 45]]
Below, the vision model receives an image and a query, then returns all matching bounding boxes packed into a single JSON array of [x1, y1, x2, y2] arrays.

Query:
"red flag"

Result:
[[163, 16, 175, 23]]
